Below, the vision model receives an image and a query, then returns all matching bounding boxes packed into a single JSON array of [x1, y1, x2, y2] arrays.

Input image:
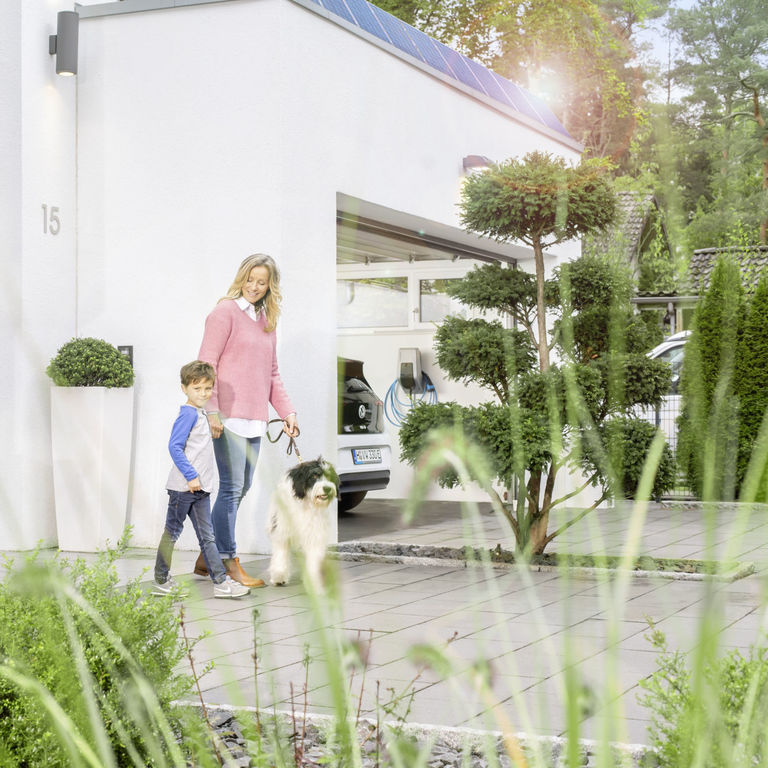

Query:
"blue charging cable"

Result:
[[384, 373, 437, 426]]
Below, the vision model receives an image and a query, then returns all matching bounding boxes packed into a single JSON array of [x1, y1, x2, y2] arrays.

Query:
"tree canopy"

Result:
[[374, 0, 655, 158], [376, 0, 768, 250], [399, 254, 675, 554], [459, 151, 617, 370]]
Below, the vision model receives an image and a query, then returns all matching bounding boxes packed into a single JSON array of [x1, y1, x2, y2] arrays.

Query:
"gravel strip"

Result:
[[330, 541, 755, 582], [184, 704, 657, 768]]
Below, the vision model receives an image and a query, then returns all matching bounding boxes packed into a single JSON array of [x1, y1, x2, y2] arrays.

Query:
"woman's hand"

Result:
[[282, 413, 299, 438], [207, 412, 224, 438]]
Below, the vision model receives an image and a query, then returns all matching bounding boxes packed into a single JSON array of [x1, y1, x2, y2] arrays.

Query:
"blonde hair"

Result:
[[220, 253, 282, 332]]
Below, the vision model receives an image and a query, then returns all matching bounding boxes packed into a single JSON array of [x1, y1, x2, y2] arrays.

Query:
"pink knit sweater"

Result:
[[198, 300, 295, 421]]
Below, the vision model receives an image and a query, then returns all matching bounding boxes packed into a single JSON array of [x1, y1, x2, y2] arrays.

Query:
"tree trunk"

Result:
[[532, 236, 550, 372], [752, 89, 768, 244], [529, 508, 550, 555], [761, 145, 768, 245]]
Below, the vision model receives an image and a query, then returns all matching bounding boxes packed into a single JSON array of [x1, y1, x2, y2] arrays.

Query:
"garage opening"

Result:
[[335, 205, 518, 540]]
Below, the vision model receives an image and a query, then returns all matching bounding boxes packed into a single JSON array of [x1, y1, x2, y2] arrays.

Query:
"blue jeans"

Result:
[[155, 490, 226, 584], [211, 428, 261, 559]]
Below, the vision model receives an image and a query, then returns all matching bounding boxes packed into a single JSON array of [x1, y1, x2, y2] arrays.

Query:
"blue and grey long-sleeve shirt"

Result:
[[166, 405, 216, 492]]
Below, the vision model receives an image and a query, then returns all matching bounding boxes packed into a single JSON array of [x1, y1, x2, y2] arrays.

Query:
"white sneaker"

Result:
[[151, 576, 190, 598], [213, 575, 250, 598]]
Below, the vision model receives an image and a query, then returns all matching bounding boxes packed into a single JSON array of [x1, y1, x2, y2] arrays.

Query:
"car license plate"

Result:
[[352, 448, 382, 465]]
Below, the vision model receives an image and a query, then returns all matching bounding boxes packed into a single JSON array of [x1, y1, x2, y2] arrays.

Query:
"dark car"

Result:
[[337, 358, 391, 511]]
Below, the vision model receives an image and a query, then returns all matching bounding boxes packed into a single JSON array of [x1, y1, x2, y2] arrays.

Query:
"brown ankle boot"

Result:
[[193, 552, 208, 577], [224, 556, 265, 588]]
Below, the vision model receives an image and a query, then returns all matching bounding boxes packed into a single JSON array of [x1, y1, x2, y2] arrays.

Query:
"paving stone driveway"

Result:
[[42, 500, 768, 745]]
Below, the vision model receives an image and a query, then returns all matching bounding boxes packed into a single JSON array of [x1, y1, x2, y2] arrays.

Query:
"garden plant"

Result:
[[678, 254, 768, 502], [46, 337, 135, 389], [0, 538, 193, 766], [399, 154, 675, 555]]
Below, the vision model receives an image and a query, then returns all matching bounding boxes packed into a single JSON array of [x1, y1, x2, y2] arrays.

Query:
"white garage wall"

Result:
[[0, 0, 77, 550], [73, 0, 582, 551]]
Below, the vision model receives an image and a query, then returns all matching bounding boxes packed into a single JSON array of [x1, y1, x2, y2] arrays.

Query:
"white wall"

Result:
[[71, 0, 582, 552], [0, 0, 77, 550], [77, 2, 293, 552]]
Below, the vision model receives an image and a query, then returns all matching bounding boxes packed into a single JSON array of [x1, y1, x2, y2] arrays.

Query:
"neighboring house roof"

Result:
[[584, 191, 669, 272], [301, 0, 573, 143], [688, 245, 768, 295]]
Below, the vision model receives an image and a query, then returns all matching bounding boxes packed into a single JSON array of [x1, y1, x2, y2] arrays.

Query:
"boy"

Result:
[[153, 361, 249, 599]]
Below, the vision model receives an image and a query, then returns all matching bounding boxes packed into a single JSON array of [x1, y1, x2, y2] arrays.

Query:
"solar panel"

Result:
[[462, 56, 511, 104], [308, 0, 574, 141], [343, 0, 390, 44], [402, 25, 455, 77], [522, 89, 570, 135], [370, 5, 421, 60], [317, 0, 356, 25], [432, 40, 483, 91], [490, 74, 543, 123]]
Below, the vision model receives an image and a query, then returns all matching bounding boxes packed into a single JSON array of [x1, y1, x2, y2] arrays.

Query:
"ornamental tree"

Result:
[[459, 152, 618, 371], [399, 153, 675, 555], [400, 255, 675, 555]]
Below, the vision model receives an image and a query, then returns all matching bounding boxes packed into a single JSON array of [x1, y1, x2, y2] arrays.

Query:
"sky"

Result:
[[633, 0, 698, 102]]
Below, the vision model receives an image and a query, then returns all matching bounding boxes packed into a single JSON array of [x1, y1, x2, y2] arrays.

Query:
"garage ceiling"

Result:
[[337, 213, 515, 265]]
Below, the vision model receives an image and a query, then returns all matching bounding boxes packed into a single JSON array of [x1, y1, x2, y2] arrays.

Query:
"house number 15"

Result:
[[42, 204, 61, 235]]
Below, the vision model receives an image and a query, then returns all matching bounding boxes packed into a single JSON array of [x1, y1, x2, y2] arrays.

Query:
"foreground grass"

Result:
[[1, 497, 767, 768]]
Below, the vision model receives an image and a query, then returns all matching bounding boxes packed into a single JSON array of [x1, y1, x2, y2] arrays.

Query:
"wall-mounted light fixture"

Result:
[[49, 11, 79, 76], [462, 155, 492, 173]]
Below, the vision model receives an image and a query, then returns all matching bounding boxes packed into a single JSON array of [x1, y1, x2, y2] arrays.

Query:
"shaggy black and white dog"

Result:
[[267, 458, 339, 588]]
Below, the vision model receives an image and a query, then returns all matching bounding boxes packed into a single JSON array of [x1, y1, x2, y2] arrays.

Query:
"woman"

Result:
[[195, 254, 298, 587]]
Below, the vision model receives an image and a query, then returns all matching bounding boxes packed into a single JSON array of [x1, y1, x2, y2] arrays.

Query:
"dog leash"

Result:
[[266, 418, 303, 464]]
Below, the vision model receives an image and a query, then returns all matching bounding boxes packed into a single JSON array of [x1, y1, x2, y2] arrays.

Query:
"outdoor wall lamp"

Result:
[[49, 11, 79, 76], [462, 155, 492, 173]]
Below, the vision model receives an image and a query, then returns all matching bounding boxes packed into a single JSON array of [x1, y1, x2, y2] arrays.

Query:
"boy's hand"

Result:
[[207, 412, 223, 438], [187, 477, 202, 492]]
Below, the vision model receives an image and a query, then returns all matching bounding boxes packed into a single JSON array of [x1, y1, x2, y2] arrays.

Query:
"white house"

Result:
[[2, 0, 582, 553]]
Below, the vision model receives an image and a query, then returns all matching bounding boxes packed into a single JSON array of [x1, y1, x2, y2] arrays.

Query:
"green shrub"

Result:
[[0, 545, 192, 766], [678, 257, 768, 501], [637, 218, 678, 296], [735, 275, 768, 499], [46, 337, 135, 387], [598, 416, 676, 501], [434, 316, 534, 398], [639, 630, 768, 768], [400, 401, 675, 505], [678, 256, 744, 499]]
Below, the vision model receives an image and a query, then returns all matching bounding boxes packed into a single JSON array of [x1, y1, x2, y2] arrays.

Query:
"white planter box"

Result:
[[51, 386, 134, 552]]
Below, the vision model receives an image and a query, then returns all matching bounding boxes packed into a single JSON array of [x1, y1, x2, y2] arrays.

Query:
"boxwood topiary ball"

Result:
[[46, 337, 135, 388]]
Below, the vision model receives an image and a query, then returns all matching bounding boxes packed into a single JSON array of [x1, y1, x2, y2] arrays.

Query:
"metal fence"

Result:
[[649, 395, 693, 499]]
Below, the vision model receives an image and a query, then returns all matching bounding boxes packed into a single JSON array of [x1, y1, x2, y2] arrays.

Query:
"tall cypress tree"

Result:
[[735, 276, 768, 500], [678, 256, 745, 499]]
